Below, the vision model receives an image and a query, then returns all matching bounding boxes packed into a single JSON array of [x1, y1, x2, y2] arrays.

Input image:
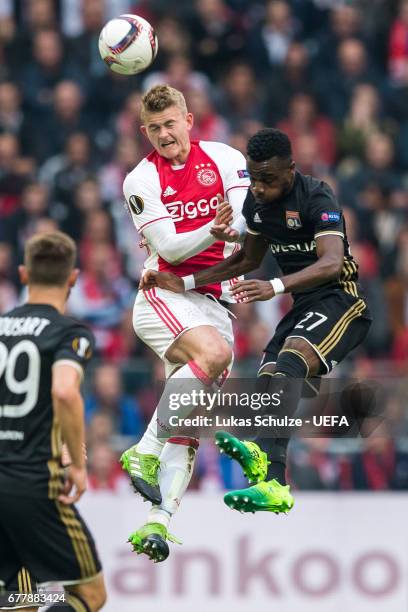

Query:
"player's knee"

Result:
[[198, 341, 232, 379], [281, 338, 321, 376], [276, 347, 309, 378], [191, 331, 232, 377]]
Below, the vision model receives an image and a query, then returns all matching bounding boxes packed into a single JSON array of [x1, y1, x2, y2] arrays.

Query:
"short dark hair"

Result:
[[25, 231, 76, 286], [247, 128, 292, 162]]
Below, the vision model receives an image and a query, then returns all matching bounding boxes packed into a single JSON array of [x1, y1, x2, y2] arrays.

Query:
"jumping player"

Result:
[[120, 85, 249, 560], [141, 128, 372, 515], [0, 232, 106, 611]]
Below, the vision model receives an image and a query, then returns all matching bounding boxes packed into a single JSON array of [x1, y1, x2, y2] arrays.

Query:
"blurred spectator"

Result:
[[0, 133, 34, 218], [5, 182, 49, 266], [343, 426, 408, 490], [355, 183, 402, 279], [318, 38, 384, 120], [6, 0, 58, 73], [263, 42, 315, 124], [289, 439, 340, 491], [116, 91, 142, 139], [0, 14, 17, 80], [215, 62, 264, 130], [0, 242, 18, 312], [54, 176, 104, 238], [68, 0, 106, 80], [185, 0, 245, 80], [85, 363, 144, 437], [79, 208, 120, 271], [20, 29, 85, 116], [100, 135, 141, 202], [339, 132, 401, 207], [51, 132, 95, 208], [338, 83, 396, 161], [153, 16, 191, 70], [187, 88, 230, 142], [88, 442, 127, 491], [0, 82, 32, 149], [316, 4, 365, 71], [67, 242, 134, 356], [294, 133, 330, 177], [388, 0, 408, 86], [143, 53, 210, 95], [87, 412, 115, 448], [277, 92, 337, 167], [343, 206, 390, 354], [246, 0, 298, 74]]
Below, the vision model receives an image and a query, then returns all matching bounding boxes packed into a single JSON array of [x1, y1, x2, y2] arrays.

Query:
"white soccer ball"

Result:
[[98, 14, 158, 75]]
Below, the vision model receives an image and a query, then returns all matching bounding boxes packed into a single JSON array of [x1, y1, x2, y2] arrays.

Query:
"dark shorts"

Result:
[[259, 289, 371, 376], [0, 494, 102, 590]]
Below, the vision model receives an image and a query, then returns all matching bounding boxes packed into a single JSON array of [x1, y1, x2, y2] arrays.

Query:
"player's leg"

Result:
[[124, 290, 233, 559], [5, 496, 104, 612], [122, 324, 232, 501], [129, 328, 234, 561], [0, 508, 38, 612], [121, 289, 232, 503], [221, 337, 320, 513], [220, 292, 371, 513]]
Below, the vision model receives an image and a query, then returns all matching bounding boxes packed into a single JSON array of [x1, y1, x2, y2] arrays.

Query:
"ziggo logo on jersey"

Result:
[[165, 196, 219, 221]]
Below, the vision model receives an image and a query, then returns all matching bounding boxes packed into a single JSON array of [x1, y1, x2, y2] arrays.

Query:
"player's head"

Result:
[[140, 84, 193, 164], [19, 231, 79, 294], [246, 128, 296, 203]]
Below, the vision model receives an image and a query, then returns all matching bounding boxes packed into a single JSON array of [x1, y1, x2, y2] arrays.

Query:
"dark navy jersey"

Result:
[[0, 303, 94, 498], [242, 172, 360, 298]]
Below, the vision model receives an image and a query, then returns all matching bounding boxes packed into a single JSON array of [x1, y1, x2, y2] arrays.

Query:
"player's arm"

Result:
[[52, 364, 85, 469], [231, 234, 344, 302], [124, 168, 233, 266], [211, 213, 247, 243], [52, 363, 87, 504], [141, 195, 232, 265], [141, 230, 268, 292]]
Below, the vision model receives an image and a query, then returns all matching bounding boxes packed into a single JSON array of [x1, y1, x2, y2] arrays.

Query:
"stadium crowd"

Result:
[[1, 0, 408, 492]]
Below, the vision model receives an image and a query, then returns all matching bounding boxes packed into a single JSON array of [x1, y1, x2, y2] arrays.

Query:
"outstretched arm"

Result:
[[140, 231, 268, 292], [142, 197, 233, 265], [231, 234, 344, 302]]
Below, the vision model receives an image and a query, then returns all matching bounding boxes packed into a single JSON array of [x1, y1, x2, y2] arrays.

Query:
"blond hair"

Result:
[[141, 84, 188, 121], [25, 231, 76, 286]]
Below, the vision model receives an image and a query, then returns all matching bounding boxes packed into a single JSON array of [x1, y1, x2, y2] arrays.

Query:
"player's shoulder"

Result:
[[296, 172, 337, 212], [0, 304, 93, 349], [297, 172, 335, 198], [198, 141, 247, 181], [123, 154, 161, 195], [199, 140, 244, 159], [56, 312, 92, 335]]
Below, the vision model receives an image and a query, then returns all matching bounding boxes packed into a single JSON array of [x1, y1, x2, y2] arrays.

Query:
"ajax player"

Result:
[[120, 85, 250, 561]]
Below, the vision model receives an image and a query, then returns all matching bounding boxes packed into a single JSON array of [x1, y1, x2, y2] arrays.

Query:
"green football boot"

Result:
[[224, 479, 294, 514], [120, 445, 161, 505], [215, 431, 269, 483], [128, 523, 181, 563]]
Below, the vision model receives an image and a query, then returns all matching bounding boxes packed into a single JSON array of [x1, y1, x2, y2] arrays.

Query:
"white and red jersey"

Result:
[[123, 140, 250, 301]]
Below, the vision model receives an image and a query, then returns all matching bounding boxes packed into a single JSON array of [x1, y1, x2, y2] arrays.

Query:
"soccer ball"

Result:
[[98, 14, 158, 75]]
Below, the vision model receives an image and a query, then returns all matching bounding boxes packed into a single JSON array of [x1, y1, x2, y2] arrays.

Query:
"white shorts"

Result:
[[133, 288, 234, 378]]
